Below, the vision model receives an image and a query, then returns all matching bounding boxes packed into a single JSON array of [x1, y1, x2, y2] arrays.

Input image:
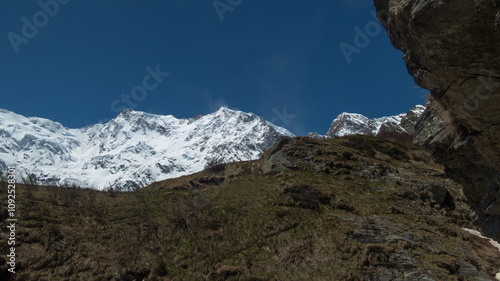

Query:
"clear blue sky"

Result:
[[0, 0, 427, 136]]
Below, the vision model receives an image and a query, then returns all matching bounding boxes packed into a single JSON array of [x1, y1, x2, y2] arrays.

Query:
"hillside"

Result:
[[1, 135, 499, 280]]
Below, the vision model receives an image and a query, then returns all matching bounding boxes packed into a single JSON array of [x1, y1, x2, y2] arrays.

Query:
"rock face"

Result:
[[374, 0, 500, 239]]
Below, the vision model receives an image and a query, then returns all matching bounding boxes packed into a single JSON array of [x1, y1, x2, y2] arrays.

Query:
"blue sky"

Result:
[[0, 0, 427, 136]]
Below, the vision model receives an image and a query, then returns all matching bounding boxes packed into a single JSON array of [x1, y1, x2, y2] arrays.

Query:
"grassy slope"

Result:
[[0, 135, 499, 280]]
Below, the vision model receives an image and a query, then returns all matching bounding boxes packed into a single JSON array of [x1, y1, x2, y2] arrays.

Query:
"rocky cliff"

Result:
[[373, 0, 500, 240]]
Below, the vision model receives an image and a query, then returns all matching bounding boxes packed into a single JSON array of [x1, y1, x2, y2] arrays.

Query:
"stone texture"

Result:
[[373, 0, 500, 239], [455, 260, 493, 281]]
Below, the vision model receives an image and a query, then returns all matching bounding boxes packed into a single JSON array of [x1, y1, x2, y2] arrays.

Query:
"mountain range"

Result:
[[0, 105, 425, 190], [0, 107, 293, 190]]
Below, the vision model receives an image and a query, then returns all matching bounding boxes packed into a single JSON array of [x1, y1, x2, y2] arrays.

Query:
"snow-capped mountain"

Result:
[[308, 105, 426, 139], [0, 107, 294, 190]]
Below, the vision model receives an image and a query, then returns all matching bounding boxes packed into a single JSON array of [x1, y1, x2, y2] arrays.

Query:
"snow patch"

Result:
[[462, 228, 500, 280]]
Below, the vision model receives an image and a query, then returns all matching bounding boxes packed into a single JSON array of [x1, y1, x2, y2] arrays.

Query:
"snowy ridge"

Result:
[[326, 113, 406, 137], [0, 107, 293, 190], [308, 105, 425, 139]]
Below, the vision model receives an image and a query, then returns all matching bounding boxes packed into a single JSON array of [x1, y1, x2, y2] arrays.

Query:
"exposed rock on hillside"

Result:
[[374, 0, 500, 239], [259, 136, 500, 280]]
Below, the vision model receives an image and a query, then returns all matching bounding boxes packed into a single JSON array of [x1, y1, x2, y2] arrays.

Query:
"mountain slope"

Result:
[[2, 135, 499, 280], [0, 108, 293, 190]]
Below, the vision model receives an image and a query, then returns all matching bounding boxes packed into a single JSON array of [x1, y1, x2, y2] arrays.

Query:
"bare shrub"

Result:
[[0, 170, 6, 183], [281, 237, 313, 267], [283, 185, 333, 211], [168, 195, 212, 232]]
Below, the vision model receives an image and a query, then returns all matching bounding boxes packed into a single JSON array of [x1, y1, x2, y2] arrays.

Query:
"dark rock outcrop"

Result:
[[373, 0, 500, 240]]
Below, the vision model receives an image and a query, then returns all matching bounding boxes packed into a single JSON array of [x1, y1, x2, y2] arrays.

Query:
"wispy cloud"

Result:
[[191, 87, 235, 112]]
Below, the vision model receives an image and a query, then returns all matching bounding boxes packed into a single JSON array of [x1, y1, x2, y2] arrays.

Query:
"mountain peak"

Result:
[[308, 105, 426, 139], [214, 106, 247, 117], [120, 108, 135, 115]]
